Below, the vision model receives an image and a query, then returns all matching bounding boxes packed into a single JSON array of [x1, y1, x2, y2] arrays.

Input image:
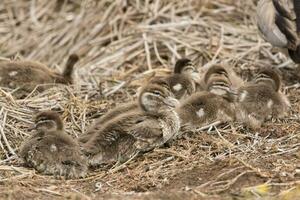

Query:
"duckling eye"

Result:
[[152, 90, 162, 96]]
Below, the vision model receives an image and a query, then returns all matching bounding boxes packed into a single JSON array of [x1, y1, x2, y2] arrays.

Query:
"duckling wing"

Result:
[[79, 102, 138, 144], [130, 120, 164, 152]]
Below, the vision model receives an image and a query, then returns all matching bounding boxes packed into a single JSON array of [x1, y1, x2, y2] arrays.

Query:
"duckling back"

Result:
[[0, 55, 79, 98], [176, 91, 235, 128], [78, 101, 139, 144]]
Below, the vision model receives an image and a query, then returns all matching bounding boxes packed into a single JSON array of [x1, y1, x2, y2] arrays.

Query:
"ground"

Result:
[[1, 0, 300, 199]]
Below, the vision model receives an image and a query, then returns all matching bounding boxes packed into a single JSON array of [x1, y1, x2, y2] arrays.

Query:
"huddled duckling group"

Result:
[[2, 0, 299, 179], [0, 55, 290, 179]]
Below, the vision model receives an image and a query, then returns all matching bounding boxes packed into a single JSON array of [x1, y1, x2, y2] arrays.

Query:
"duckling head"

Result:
[[34, 111, 64, 132], [148, 76, 172, 92], [174, 58, 200, 82], [206, 76, 232, 95], [254, 67, 281, 91], [138, 84, 179, 113], [204, 64, 229, 84]]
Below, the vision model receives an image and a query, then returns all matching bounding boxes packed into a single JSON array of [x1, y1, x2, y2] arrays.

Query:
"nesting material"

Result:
[[0, 0, 300, 199]]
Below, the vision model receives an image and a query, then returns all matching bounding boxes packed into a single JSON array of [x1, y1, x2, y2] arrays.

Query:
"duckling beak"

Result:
[[163, 97, 180, 108]]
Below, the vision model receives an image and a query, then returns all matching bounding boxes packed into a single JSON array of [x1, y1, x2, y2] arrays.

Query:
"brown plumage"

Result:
[[235, 67, 290, 129], [81, 84, 180, 167], [257, 0, 300, 62], [19, 111, 87, 179], [0, 54, 79, 98], [149, 58, 198, 100], [78, 101, 138, 144], [176, 91, 235, 128]]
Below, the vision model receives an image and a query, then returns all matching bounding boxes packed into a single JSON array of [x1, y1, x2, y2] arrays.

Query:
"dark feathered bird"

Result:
[[257, 0, 300, 62], [19, 111, 87, 179]]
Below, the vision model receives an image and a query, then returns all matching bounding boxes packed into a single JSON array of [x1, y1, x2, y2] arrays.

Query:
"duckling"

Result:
[[257, 0, 300, 62], [19, 111, 87, 179], [176, 91, 235, 128], [149, 58, 198, 100], [236, 67, 290, 129], [79, 77, 175, 144], [0, 54, 79, 98], [81, 83, 180, 167]]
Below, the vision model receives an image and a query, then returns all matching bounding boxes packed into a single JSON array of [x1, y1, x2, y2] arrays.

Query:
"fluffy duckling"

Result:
[[19, 111, 87, 179], [79, 69, 184, 144], [236, 67, 290, 129], [82, 83, 180, 167], [176, 90, 235, 128], [0, 54, 79, 98], [150, 58, 198, 100], [257, 0, 300, 62]]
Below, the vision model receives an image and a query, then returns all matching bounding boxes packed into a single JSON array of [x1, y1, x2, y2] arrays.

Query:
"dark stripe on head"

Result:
[[204, 65, 228, 83], [255, 67, 281, 91], [35, 111, 64, 130]]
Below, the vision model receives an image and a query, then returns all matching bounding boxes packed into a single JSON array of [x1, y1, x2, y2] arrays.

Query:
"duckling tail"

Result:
[[63, 54, 79, 81]]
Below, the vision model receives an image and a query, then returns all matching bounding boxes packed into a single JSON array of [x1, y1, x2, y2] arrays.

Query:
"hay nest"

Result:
[[1, 0, 300, 199]]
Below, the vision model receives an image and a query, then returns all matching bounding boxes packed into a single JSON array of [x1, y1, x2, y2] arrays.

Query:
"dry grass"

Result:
[[1, 0, 300, 199]]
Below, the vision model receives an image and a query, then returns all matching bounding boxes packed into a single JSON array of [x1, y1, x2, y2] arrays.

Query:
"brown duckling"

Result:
[[149, 58, 198, 100], [176, 91, 235, 128], [236, 67, 290, 129], [81, 83, 180, 167], [257, 0, 300, 63], [19, 111, 87, 179], [0, 54, 79, 98]]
